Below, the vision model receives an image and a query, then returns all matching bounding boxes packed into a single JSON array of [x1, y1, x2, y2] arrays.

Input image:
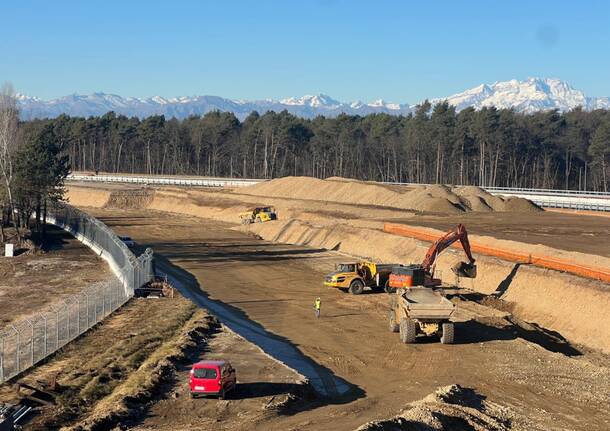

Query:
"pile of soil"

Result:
[[356, 384, 538, 431], [105, 189, 154, 209], [239, 177, 540, 214]]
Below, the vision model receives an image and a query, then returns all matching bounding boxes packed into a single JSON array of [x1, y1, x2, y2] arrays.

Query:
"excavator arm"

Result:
[[421, 224, 476, 278]]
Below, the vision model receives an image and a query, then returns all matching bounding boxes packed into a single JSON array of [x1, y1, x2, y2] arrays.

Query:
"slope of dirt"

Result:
[[66, 183, 609, 258], [356, 384, 539, 431], [238, 177, 540, 213]]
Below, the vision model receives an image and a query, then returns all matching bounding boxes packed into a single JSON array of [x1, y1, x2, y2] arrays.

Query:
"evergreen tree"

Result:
[[588, 118, 610, 192]]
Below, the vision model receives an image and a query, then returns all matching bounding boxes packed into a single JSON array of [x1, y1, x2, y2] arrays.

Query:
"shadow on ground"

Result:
[[150, 249, 365, 412], [450, 291, 582, 356]]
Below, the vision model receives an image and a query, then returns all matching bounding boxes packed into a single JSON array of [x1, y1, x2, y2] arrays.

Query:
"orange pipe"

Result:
[[384, 222, 610, 283]]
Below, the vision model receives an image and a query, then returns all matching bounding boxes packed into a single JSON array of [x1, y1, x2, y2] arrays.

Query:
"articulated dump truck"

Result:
[[388, 287, 455, 344], [324, 261, 397, 294]]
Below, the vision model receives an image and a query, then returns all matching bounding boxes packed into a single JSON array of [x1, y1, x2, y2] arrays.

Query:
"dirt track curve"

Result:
[[91, 208, 610, 431]]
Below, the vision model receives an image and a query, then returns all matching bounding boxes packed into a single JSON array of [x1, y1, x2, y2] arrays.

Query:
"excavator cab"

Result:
[[452, 261, 477, 278]]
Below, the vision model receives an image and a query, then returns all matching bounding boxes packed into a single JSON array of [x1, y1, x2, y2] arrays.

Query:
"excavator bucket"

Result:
[[452, 261, 477, 278]]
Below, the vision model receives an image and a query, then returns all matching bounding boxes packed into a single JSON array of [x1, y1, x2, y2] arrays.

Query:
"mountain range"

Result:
[[16, 78, 610, 120]]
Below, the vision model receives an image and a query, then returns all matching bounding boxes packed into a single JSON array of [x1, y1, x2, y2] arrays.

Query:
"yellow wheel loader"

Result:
[[239, 207, 277, 224]]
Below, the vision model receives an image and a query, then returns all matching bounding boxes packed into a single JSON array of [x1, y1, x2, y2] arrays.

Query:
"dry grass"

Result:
[[66, 308, 214, 431], [20, 296, 209, 430]]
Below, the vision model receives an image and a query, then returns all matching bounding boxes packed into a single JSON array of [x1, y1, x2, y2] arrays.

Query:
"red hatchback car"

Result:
[[189, 360, 236, 399]]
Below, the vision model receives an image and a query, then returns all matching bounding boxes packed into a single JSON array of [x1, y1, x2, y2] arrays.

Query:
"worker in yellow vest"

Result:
[[314, 297, 321, 318]]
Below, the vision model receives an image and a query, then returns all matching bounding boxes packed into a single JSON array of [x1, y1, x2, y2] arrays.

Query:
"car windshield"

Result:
[[337, 264, 355, 272], [193, 367, 218, 379]]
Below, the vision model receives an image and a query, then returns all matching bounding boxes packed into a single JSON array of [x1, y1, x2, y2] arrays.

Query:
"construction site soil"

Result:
[[7, 176, 608, 430], [42, 207, 608, 431]]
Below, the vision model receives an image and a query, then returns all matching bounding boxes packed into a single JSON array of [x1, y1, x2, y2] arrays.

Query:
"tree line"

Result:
[[15, 95, 610, 193], [0, 84, 68, 243]]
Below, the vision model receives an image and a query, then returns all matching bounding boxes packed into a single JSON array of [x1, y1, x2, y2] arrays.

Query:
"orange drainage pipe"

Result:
[[384, 222, 610, 283]]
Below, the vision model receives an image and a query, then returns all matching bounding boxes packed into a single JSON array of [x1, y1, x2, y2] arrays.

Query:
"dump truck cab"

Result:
[[239, 206, 277, 224], [324, 261, 394, 294]]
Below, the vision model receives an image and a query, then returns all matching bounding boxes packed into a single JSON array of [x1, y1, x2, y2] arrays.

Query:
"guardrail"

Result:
[[67, 174, 261, 188], [0, 202, 154, 383], [384, 223, 610, 283]]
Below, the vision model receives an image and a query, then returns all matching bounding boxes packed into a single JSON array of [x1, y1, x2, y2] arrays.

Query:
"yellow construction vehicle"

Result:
[[239, 206, 277, 224], [324, 261, 396, 294]]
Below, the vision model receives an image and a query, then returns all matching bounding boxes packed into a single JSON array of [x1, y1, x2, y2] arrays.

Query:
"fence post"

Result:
[[1, 335, 4, 382], [27, 319, 34, 367], [56, 308, 60, 349], [13, 325, 20, 375], [43, 315, 47, 357], [85, 292, 90, 328], [65, 300, 71, 340], [77, 297, 81, 334], [93, 291, 97, 323]]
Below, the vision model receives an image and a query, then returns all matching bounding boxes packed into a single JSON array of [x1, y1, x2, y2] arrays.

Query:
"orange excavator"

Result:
[[389, 224, 477, 290]]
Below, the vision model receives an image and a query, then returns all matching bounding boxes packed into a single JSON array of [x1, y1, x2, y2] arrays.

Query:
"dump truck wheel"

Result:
[[440, 322, 455, 344], [388, 310, 399, 332], [349, 279, 365, 295], [399, 318, 417, 343]]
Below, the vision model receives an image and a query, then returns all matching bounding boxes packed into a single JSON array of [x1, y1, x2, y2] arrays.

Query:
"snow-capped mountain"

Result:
[[436, 78, 610, 113], [16, 92, 412, 120], [15, 78, 610, 120]]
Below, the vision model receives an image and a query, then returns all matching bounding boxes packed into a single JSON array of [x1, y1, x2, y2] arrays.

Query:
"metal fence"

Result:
[[0, 202, 154, 383]]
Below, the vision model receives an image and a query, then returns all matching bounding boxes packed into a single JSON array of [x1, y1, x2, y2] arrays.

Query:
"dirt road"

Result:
[[90, 208, 610, 431]]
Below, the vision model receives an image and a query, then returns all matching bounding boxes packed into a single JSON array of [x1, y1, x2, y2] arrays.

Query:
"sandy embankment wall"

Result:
[[66, 185, 610, 354]]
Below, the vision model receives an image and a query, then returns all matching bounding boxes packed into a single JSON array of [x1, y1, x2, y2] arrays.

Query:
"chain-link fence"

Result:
[[0, 202, 154, 383]]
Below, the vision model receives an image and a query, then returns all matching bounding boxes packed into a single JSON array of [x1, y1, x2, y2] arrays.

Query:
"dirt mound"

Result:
[[356, 384, 538, 431], [239, 177, 540, 214], [105, 189, 154, 209]]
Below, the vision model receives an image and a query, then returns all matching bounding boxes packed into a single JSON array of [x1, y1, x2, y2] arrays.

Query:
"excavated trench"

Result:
[[66, 183, 610, 356]]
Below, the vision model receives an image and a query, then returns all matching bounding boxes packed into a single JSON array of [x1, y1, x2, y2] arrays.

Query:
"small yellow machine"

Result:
[[239, 207, 277, 224], [324, 261, 395, 295]]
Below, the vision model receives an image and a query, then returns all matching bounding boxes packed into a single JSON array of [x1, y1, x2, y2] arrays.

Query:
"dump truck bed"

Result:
[[376, 264, 398, 272], [400, 287, 454, 320]]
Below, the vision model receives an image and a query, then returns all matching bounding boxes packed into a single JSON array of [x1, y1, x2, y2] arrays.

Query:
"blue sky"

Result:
[[2, 0, 609, 102]]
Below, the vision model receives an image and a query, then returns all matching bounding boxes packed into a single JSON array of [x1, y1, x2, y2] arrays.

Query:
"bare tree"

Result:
[[0, 82, 20, 241]]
